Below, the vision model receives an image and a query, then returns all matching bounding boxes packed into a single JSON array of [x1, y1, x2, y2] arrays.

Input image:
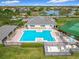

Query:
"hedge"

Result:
[[21, 43, 44, 47]]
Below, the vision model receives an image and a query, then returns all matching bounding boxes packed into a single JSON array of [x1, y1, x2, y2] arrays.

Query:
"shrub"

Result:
[[21, 43, 44, 48]]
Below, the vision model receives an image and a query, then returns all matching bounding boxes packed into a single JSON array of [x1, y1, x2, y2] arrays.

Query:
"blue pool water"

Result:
[[20, 30, 55, 42], [45, 10, 59, 16]]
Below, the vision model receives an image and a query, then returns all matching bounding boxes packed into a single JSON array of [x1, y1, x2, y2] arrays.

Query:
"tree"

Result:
[[59, 8, 71, 16], [26, 10, 32, 16]]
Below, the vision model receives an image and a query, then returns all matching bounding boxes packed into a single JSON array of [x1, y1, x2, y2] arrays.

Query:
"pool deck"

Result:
[[7, 28, 60, 43], [6, 27, 78, 44]]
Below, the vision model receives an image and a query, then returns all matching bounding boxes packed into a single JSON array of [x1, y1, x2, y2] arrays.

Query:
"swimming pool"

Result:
[[20, 30, 55, 42]]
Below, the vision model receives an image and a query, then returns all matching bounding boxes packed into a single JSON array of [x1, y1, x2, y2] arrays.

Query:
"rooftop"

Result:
[[0, 25, 17, 41], [26, 16, 56, 25]]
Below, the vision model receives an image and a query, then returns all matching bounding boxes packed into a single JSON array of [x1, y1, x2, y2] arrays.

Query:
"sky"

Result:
[[0, 0, 79, 6]]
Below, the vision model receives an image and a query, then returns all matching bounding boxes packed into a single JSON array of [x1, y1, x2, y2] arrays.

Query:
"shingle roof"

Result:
[[27, 16, 56, 25], [0, 25, 17, 41]]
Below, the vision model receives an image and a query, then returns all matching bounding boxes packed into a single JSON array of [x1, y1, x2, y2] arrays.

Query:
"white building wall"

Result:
[[27, 25, 31, 29], [27, 25, 54, 29]]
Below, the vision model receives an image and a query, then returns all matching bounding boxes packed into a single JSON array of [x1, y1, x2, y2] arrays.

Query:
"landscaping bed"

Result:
[[21, 43, 44, 47]]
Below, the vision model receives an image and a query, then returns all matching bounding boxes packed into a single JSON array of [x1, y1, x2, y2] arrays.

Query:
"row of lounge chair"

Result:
[[44, 42, 79, 56]]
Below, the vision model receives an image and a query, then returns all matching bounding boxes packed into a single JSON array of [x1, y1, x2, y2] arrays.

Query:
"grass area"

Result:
[[0, 44, 4, 47], [0, 17, 25, 27], [0, 18, 10, 26], [56, 17, 79, 27], [0, 46, 79, 59]]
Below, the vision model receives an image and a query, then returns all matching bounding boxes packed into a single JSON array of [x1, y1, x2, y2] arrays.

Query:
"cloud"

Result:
[[24, 3, 46, 6], [47, 0, 74, 3], [32, 4, 41, 6], [1, 0, 20, 4], [32, 4, 44, 6]]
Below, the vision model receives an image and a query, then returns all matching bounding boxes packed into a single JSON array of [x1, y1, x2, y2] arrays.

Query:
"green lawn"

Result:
[[56, 17, 79, 27], [0, 17, 25, 27], [0, 46, 79, 59]]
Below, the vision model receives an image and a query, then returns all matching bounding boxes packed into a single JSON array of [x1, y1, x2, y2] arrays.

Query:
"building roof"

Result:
[[26, 16, 56, 25], [0, 25, 17, 41]]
